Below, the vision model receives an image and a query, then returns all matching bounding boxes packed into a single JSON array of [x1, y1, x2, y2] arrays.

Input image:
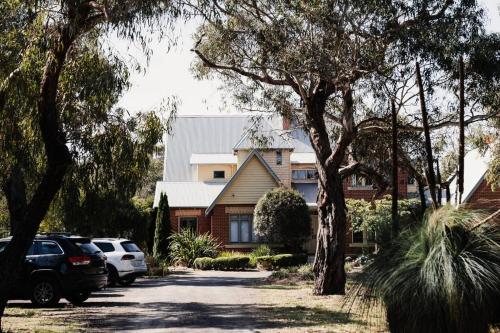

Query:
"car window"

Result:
[[121, 241, 141, 253], [0, 241, 36, 255], [37, 241, 63, 255], [70, 238, 102, 254], [0, 242, 8, 253], [94, 242, 115, 253]]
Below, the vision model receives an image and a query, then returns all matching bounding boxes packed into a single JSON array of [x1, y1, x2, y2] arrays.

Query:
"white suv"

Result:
[[92, 238, 147, 286]]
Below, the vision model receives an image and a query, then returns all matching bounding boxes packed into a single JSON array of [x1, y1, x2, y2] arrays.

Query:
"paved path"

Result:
[[80, 270, 273, 333]]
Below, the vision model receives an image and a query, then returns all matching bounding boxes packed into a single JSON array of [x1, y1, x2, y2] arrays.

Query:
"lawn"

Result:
[[3, 307, 86, 333], [257, 279, 388, 333]]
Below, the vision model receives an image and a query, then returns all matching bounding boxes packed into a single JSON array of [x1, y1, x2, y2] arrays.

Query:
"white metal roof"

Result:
[[153, 182, 226, 208], [444, 148, 492, 205], [291, 152, 316, 164], [190, 154, 237, 165]]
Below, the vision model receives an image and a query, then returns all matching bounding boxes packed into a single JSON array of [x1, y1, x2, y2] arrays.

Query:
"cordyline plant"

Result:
[[188, 0, 487, 295], [346, 206, 500, 333]]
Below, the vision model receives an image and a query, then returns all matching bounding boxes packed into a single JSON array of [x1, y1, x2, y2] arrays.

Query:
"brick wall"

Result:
[[343, 168, 409, 200], [465, 179, 500, 211], [168, 208, 211, 235]]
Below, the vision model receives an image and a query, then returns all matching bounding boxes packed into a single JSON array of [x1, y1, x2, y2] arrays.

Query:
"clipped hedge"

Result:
[[256, 253, 308, 270], [193, 256, 250, 271]]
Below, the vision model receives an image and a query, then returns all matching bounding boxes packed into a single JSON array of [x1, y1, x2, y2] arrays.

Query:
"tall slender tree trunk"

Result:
[[0, 28, 73, 330], [416, 62, 438, 209], [458, 56, 465, 204], [391, 99, 399, 235], [435, 159, 442, 205], [310, 84, 354, 295]]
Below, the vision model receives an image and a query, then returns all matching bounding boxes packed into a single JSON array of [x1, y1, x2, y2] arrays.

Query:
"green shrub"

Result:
[[249, 245, 273, 267], [352, 206, 500, 333], [193, 256, 250, 270], [145, 255, 169, 277], [268, 264, 314, 282], [254, 188, 311, 252], [256, 253, 308, 270], [168, 229, 220, 267]]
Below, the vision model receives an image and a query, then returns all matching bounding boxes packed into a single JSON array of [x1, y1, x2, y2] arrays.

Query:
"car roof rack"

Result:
[[37, 232, 73, 237]]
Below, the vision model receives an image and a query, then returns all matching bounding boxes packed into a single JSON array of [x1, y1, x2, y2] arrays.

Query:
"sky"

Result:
[[113, 1, 500, 117]]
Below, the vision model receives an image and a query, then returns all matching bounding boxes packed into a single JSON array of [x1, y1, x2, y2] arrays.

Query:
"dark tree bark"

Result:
[[416, 62, 438, 209], [435, 159, 442, 205], [311, 84, 354, 295], [391, 99, 399, 235], [458, 56, 465, 204], [0, 26, 74, 330]]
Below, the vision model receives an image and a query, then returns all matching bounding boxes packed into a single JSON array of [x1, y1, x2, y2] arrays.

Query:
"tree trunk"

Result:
[[458, 56, 465, 204], [416, 62, 438, 209], [417, 179, 427, 211], [0, 28, 73, 330], [313, 171, 347, 295], [391, 99, 399, 235], [435, 159, 442, 205], [310, 83, 354, 295]]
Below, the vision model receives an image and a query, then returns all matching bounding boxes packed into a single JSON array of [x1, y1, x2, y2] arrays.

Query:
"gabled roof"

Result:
[[233, 121, 295, 150], [153, 182, 226, 208], [190, 154, 237, 165], [205, 150, 281, 214], [444, 148, 492, 205]]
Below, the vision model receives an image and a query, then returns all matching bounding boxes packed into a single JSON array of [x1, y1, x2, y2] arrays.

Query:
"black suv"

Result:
[[0, 234, 108, 306]]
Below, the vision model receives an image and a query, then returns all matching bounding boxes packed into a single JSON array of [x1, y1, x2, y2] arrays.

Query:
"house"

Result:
[[154, 115, 414, 255], [442, 148, 500, 210]]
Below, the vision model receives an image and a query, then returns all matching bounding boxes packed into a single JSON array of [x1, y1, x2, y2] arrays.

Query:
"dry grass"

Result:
[[3, 306, 88, 332], [258, 280, 388, 333]]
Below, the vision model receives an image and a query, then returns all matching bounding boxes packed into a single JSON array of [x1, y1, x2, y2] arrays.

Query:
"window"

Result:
[[70, 238, 102, 254], [350, 175, 373, 188], [0, 242, 8, 253], [180, 217, 197, 233], [94, 242, 115, 253], [121, 241, 141, 253], [229, 215, 255, 243], [292, 169, 317, 181], [352, 231, 364, 243], [407, 176, 416, 185], [37, 241, 63, 255], [213, 170, 225, 179], [276, 150, 282, 165]]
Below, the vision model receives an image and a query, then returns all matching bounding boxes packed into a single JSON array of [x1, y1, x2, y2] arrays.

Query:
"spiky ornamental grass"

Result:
[[347, 206, 500, 333], [168, 229, 220, 267]]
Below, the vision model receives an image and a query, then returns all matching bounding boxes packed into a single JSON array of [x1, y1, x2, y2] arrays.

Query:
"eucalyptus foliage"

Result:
[[347, 196, 421, 244], [254, 188, 311, 252], [349, 206, 500, 333]]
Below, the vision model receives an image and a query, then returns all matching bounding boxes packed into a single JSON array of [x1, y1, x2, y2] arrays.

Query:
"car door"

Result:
[[34, 240, 64, 269]]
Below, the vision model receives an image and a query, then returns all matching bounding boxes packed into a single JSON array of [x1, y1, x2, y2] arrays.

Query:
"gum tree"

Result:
[[189, 0, 484, 295], [0, 0, 179, 327]]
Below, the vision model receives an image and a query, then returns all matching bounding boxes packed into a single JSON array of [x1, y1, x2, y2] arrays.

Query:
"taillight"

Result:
[[121, 254, 135, 261], [68, 256, 91, 266]]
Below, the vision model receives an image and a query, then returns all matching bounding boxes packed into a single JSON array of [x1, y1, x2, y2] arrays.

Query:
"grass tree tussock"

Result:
[[348, 206, 500, 333]]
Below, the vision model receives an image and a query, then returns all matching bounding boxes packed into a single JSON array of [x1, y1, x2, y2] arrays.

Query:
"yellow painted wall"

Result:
[[236, 149, 291, 187], [219, 156, 279, 204], [197, 164, 236, 181]]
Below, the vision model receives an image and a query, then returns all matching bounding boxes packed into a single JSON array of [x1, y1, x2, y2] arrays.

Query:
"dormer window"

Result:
[[213, 171, 225, 179], [276, 150, 283, 165]]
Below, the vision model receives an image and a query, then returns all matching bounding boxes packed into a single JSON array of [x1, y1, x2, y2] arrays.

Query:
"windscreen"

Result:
[[121, 241, 141, 253]]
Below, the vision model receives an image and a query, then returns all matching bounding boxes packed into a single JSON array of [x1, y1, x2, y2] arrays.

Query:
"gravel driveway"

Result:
[[77, 270, 273, 333]]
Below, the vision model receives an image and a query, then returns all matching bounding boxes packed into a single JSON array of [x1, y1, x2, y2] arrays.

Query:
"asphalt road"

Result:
[[71, 270, 272, 333]]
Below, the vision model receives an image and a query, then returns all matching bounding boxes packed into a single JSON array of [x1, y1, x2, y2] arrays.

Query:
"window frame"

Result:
[[179, 216, 198, 233], [213, 170, 225, 179], [291, 169, 317, 181], [349, 174, 373, 189], [276, 150, 283, 165], [229, 214, 255, 243]]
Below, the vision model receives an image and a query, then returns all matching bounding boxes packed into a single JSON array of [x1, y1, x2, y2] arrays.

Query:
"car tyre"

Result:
[[31, 278, 61, 307], [107, 264, 119, 287], [118, 276, 136, 286], [66, 291, 91, 306]]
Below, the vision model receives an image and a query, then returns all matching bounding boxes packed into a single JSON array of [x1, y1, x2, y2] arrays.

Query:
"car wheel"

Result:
[[66, 291, 91, 306], [107, 264, 119, 287], [31, 278, 61, 307], [118, 276, 136, 286]]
